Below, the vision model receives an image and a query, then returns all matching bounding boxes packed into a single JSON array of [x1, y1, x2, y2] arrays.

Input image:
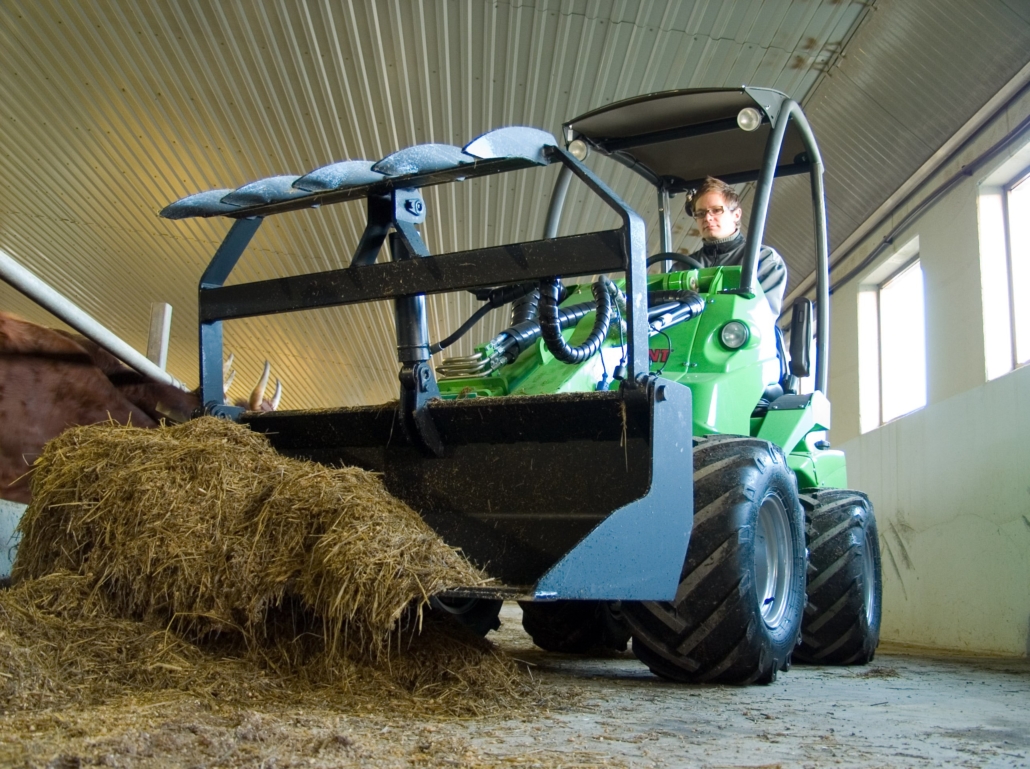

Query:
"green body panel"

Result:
[[437, 265, 846, 487], [755, 390, 831, 452], [788, 434, 848, 489]]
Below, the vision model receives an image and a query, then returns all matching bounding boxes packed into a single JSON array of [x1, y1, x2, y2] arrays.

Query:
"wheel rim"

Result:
[[754, 493, 794, 628], [862, 527, 876, 625]]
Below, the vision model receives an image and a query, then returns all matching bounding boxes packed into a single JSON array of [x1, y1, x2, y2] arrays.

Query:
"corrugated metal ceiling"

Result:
[[1, 0, 1024, 408], [765, 0, 1030, 295]]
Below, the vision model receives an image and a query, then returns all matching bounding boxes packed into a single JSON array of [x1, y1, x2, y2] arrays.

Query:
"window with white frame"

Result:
[[979, 141, 1030, 380], [857, 238, 927, 432]]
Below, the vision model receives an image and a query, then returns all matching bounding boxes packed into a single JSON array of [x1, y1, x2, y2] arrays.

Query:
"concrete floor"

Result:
[[473, 603, 1030, 768], [5, 602, 1029, 767]]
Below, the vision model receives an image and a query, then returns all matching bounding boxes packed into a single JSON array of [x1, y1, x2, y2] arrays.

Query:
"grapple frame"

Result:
[[164, 127, 694, 601]]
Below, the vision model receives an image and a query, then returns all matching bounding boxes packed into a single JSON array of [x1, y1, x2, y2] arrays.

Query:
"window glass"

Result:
[[857, 290, 881, 434], [879, 261, 927, 422], [1009, 176, 1029, 365]]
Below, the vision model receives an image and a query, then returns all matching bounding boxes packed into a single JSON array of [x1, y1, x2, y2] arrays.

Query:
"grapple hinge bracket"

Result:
[[399, 361, 444, 456]]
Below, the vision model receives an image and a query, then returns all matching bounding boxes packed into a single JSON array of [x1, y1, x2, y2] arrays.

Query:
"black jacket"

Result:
[[689, 231, 787, 315]]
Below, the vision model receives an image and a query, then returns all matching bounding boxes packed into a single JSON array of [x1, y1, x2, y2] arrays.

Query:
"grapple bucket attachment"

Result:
[[171, 128, 702, 602], [243, 379, 693, 601]]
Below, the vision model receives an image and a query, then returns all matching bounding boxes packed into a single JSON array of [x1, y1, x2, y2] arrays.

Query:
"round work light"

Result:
[[720, 320, 750, 349], [737, 107, 763, 132], [568, 139, 589, 160]]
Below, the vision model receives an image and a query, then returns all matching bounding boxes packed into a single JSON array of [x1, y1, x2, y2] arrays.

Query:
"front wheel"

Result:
[[428, 596, 502, 637], [794, 488, 882, 665], [519, 600, 631, 654], [621, 436, 806, 684]]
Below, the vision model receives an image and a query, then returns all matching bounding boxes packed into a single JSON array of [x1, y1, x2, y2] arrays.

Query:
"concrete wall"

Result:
[[840, 365, 1030, 655], [827, 89, 1030, 656]]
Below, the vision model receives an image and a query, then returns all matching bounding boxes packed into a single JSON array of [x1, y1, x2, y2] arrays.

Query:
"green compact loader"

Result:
[[163, 87, 882, 684]]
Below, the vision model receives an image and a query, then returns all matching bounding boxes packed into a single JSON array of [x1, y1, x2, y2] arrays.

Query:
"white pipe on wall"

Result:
[[147, 302, 173, 370], [0, 249, 188, 391]]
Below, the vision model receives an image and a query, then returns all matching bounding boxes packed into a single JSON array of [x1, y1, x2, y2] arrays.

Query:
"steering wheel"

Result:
[[645, 252, 704, 270]]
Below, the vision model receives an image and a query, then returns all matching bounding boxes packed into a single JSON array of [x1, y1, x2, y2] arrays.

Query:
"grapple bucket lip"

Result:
[[437, 586, 533, 602]]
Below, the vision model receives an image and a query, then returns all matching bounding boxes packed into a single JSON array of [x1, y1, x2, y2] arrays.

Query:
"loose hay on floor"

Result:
[[3, 418, 535, 716], [0, 571, 283, 712]]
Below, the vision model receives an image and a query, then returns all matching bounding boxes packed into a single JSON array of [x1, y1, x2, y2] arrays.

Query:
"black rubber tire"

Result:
[[428, 596, 503, 637], [795, 488, 882, 665], [519, 600, 631, 653], [621, 435, 806, 684]]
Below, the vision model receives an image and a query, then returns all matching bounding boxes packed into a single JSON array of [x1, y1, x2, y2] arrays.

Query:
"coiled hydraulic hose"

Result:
[[485, 300, 594, 365], [509, 287, 541, 325], [539, 276, 613, 364]]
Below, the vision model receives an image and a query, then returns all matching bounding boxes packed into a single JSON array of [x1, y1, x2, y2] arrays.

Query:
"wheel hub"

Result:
[[862, 526, 876, 624], [754, 493, 794, 628]]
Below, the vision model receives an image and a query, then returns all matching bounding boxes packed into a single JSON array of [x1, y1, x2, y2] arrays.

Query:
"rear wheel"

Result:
[[795, 488, 882, 665], [428, 596, 502, 637], [621, 436, 806, 684], [519, 600, 631, 653]]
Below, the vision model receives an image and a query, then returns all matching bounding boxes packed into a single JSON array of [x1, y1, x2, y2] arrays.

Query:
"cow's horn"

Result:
[[249, 361, 272, 411], [270, 379, 283, 410]]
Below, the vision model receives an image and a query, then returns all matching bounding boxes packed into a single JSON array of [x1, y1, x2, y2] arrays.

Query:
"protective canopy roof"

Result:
[[565, 87, 809, 193]]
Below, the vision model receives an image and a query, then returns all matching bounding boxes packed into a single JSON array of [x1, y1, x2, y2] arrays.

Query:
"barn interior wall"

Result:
[[828, 88, 1030, 657]]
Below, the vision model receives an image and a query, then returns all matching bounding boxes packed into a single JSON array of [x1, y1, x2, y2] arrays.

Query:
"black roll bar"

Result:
[[735, 100, 830, 395]]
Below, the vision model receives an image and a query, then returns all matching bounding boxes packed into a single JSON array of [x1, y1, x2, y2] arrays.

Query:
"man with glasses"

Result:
[[685, 177, 787, 315]]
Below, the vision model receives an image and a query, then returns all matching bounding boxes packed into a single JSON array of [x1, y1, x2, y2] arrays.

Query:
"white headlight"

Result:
[[720, 320, 750, 349], [568, 139, 589, 160], [737, 107, 763, 132]]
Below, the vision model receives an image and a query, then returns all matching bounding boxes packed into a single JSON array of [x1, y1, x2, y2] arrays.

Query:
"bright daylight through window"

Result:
[[979, 149, 1030, 380], [1007, 171, 1029, 366], [878, 261, 927, 423], [857, 246, 927, 434]]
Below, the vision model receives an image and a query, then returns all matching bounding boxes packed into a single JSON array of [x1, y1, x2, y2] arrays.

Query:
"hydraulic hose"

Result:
[[430, 283, 535, 354], [491, 300, 594, 364], [539, 276, 613, 364], [606, 278, 628, 322], [510, 287, 540, 325], [430, 302, 496, 354]]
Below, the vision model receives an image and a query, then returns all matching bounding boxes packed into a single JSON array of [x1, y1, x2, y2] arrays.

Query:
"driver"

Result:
[[685, 177, 787, 315]]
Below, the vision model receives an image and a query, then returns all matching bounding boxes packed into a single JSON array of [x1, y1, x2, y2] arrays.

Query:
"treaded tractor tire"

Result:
[[621, 435, 806, 684], [795, 488, 882, 665], [428, 596, 502, 637], [519, 600, 631, 653]]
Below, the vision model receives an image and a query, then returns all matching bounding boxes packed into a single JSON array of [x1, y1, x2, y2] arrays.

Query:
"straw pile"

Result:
[[2, 418, 533, 714]]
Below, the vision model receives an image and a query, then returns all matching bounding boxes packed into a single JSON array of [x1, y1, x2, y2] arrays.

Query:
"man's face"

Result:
[[691, 191, 742, 240]]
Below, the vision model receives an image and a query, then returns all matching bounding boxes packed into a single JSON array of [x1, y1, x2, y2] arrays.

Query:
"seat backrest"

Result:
[[788, 299, 813, 378]]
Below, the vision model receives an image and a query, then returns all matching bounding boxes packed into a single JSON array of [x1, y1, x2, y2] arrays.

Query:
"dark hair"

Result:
[[686, 177, 739, 215]]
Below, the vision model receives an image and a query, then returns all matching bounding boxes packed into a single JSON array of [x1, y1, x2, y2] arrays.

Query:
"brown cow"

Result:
[[0, 311, 281, 503]]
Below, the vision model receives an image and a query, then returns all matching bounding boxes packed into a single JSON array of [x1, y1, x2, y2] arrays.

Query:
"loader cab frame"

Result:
[[559, 86, 831, 394]]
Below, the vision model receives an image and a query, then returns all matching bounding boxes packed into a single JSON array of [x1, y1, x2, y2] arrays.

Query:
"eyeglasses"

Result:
[[692, 205, 735, 219]]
